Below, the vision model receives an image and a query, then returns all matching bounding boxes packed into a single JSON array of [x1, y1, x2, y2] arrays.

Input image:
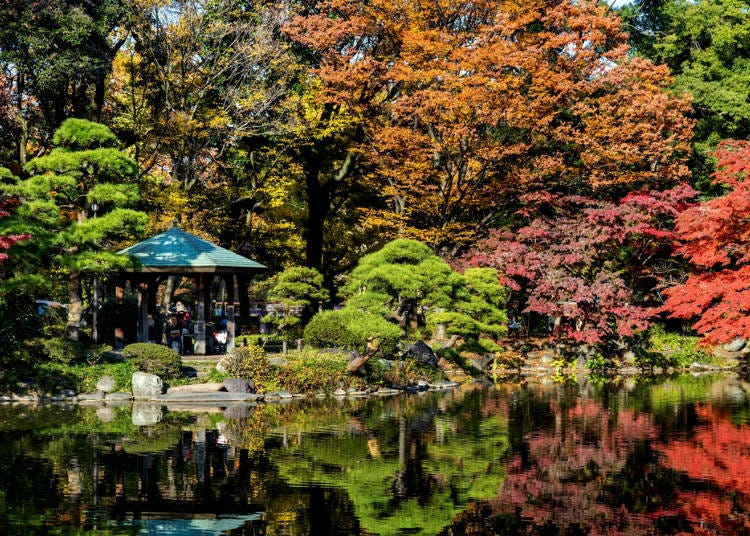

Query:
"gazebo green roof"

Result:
[[117, 221, 266, 274]]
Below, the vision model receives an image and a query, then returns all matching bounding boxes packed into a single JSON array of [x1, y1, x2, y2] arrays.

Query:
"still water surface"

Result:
[[2, 374, 750, 535]]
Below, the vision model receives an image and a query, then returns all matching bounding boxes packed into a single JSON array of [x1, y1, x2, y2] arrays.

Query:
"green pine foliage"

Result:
[[263, 266, 329, 337], [338, 239, 509, 352], [52, 118, 120, 149], [0, 119, 149, 339]]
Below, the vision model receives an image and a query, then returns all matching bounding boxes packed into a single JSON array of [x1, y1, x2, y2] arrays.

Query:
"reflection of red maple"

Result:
[[491, 398, 659, 535], [656, 405, 750, 534]]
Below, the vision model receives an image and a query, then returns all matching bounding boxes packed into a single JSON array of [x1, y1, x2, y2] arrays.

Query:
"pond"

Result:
[[2, 373, 750, 535]]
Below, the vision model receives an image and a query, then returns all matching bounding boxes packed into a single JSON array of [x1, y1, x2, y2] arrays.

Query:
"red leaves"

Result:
[[462, 186, 694, 343], [0, 200, 30, 264], [661, 141, 750, 344], [657, 405, 750, 533]]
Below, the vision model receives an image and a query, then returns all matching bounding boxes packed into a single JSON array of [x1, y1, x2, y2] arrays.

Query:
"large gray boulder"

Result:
[[403, 340, 439, 367], [223, 378, 256, 393], [724, 338, 746, 353], [131, 371, 163, 399], [95, 375, 116, 393]]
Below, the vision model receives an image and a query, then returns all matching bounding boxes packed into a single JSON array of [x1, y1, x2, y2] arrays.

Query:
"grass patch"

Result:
[[645, 324, 723, 368]]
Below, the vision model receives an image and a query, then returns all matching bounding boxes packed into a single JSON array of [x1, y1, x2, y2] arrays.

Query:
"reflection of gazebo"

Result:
[[116, 221, 266, 354]]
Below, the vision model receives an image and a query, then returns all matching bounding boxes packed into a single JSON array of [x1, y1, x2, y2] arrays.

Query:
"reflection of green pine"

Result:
[[274, 394, 509, 535]]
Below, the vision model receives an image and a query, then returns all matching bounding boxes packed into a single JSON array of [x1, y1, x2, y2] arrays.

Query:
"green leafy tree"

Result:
[[0, 0, 129, 169], [0, 119, 148, 340], [618, 0, 671, 60], [118, 0, 299, 190]]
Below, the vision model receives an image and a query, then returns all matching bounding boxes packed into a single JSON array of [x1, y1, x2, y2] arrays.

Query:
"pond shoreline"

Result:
[[0, 379, 463, 405], [0, 360, 743, 406]]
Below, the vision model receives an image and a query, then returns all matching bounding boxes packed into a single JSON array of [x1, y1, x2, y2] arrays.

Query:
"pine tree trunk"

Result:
[[66, 270, 83, 340]]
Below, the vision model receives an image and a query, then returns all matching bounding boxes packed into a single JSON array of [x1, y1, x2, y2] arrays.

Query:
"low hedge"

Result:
[[122, 343, 182, 379], [41, 337, 87, 365], [303, 309, 401, 357]]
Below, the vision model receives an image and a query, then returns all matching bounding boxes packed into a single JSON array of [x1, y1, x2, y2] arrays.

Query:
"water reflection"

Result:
[[1, 374, 750, 534]]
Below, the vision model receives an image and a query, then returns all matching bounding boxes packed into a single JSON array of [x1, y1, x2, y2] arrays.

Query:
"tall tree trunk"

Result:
[[304, 152, 327, 272], [161, 276, 178, 314], [66, 270, 83, 340], [15, 72, 28, 171]]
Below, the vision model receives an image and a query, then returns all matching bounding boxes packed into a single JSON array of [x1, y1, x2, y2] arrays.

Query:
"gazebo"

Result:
[[116, 221, 266, 354]]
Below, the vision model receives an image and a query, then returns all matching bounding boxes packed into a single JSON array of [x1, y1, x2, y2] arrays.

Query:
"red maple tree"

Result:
[[661, 140, 750, 344], [461, 185, 696, 343]]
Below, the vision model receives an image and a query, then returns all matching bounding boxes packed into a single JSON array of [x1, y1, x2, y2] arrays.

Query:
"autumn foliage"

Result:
[[661, 140, 750, 344], [0, 198, 29, 264], [656, 404, 750, 534], [461, 185, 696, 343], [287, 0, 693, 253]]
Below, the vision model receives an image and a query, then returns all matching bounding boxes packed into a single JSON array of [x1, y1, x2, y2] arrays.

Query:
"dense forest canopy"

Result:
[[1, 0, 749, 351]]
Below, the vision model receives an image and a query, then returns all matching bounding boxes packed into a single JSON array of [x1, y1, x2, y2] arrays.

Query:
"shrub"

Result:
[[122, 342, 182, 379], [41, 337, 87, 364], [222, 344, 270, 390], [0, 292, 43, 363], [303, 309, 402, 357], [381, 359, 442, 388], [272, 350, 357, 393]]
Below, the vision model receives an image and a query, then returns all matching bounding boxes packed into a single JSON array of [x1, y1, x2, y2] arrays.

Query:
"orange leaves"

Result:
[[572, 58, 693, 189], [288, 0, 694, 253]]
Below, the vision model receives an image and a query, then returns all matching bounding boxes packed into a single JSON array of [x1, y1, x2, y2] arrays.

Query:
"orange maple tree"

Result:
[[287, 0, 693, 253], [661, 140, 750, 344]]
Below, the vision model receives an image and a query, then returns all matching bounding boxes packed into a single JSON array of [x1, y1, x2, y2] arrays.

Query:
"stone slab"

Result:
[[154, 391, 264, 403], [166, 382, 225, 393]]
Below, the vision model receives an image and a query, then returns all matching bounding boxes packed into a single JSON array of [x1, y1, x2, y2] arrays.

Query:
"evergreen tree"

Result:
[[0, 119, 148, 339], [340, 239, 509, 353]]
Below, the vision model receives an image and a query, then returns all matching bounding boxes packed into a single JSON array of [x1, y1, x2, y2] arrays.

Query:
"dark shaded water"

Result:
[[2, 374, 750, 535]]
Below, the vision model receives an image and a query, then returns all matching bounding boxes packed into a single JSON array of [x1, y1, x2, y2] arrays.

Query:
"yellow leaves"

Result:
[[288, 77, 361, 140]]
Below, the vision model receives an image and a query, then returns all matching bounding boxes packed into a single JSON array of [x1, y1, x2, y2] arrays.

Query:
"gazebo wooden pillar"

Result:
[[116, 220, 266, 354]]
